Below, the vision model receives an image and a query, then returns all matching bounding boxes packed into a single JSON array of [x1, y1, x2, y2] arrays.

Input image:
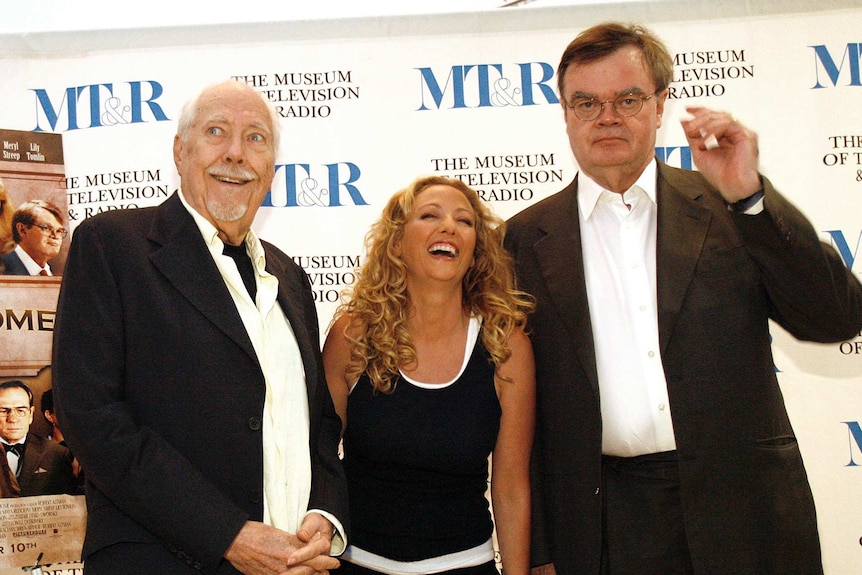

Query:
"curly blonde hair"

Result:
[[334, 175, 534, 393]]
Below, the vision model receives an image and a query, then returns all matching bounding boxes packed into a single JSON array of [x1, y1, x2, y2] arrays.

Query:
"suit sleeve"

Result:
[[733, 176, 862, 342], [52, 218, 248, 572], [504, 223, 553, 568]]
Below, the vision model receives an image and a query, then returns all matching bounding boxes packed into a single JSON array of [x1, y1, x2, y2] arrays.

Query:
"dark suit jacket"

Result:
[[53, 192, 349, 574], [504, 162, 862, 575], [17, 433, 77, 497], [1, 250, 29, 275]]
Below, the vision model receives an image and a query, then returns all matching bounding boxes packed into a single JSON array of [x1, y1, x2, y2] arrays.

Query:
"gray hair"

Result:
[[176, 80, 281, 157]]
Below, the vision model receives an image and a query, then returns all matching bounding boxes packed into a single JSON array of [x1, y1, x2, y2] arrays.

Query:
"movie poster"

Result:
[[0, 129, 85, 572]]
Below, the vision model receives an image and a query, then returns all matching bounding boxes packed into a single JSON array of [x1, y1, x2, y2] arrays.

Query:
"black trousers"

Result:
[[601, 450, 694, 575]]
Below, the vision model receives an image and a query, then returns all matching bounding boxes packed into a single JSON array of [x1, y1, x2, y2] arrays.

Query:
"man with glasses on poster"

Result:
[[0, 380, 76, 497], [1, 199, 67, 276]]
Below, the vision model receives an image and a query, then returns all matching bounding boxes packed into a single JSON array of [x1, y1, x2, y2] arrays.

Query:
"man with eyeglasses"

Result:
[[1, 199, 67, 276], [504, 22, 862, 575], [0, 380, 76, 497]]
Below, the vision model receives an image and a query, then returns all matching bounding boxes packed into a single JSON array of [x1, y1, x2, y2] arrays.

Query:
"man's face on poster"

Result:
[[0, 388, 33, 444], [16, 207, 64, 267]]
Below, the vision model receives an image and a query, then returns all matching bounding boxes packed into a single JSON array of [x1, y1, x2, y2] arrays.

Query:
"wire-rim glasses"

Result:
[[31, 223, 68, 239], [565, 90, 661, 122]]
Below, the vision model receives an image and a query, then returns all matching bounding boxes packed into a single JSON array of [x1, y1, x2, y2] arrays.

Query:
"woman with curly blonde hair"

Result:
[[324, 175, 535, 575]]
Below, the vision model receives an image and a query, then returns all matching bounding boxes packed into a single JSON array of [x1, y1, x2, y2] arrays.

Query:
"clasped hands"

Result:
[[225, 512, 339, 575]]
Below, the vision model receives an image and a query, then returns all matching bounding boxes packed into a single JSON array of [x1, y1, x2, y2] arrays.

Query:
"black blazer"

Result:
[[504, 162, 862, 575], [1, 250, 30, 275], [16, 433, 77, 496], [53, 192, 348, 573]]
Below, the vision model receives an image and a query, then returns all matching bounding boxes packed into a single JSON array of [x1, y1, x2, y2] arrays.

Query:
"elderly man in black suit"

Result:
[[53, 80, 349, 575], [504, 22, 862, 575], [0, 380, 75, 497]]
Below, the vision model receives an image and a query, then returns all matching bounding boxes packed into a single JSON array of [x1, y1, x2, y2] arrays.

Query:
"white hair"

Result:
[[175, 80, 281, 156]]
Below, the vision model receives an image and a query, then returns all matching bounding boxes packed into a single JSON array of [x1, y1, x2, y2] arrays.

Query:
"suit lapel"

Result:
[[17, 434, 43, 486], [533, 177, 600, 397], [148, 193, 259, 366], [655, 163, 712, 355]]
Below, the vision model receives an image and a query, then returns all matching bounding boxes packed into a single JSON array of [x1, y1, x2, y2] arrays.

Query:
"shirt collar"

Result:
[[177, 189, 268, 274], [14, 244, 50, 275], [577, 159, 658, 220]]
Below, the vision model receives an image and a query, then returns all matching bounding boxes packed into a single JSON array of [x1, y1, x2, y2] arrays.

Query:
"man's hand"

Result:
[[225, 520, 340, 575], [680, 107, 761, 203]]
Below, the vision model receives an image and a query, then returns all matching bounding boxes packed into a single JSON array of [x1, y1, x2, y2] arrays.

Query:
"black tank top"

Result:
[[343, 330, 501, 561]]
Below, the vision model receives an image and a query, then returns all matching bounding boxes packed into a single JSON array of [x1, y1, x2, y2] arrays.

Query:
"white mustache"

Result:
[[207, 166, 257, 182]]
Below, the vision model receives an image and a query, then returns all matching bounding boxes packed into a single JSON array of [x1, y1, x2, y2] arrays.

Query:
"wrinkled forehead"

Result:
[[192, 84, 273, 133]]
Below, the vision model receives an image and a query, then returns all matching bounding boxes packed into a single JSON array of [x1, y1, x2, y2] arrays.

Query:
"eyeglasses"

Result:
[[31, 223, 68, 239], [0, 407, 31, 419], [564, 91, 660, 122]]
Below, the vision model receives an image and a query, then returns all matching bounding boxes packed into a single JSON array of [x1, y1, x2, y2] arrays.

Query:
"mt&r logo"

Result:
[[810, 42, 862, 88], [416, 62, 558, 110], [31, 81, 169, 132], [842, 421, 862, 466]]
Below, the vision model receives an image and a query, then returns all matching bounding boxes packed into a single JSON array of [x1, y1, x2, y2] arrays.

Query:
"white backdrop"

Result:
[[1, 0, 861, 571]]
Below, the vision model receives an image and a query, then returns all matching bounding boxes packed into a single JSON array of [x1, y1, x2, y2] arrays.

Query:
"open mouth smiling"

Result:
[[212, 174, 254, 185], [428, 243, 459, 258]]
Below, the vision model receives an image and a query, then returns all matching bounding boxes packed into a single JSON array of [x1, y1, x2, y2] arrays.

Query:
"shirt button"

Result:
[[658, 403, 666, 411], [647, 351, 655, 358], [248, 417, 262, 431], [249, 490, 262, 504]]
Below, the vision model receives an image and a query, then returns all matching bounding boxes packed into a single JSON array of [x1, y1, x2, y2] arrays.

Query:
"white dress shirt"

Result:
[[2, 441, 22, 476], [13, 244, 51, 275], [178, 192, 316, 534], [578, 160, 677, 457]]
